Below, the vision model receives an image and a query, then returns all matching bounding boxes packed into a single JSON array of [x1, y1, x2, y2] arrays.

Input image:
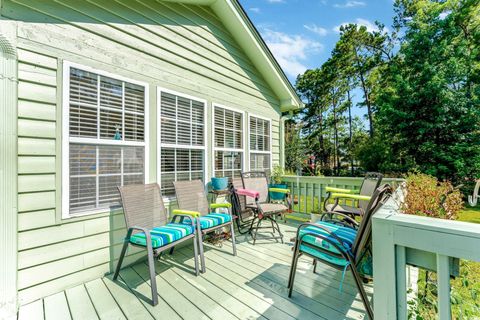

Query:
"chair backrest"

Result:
[[241, 171, 269, 204], [118, 183, 168, 231], [230, 178, 255, 220], [358, 172, 383, 211], [173, 180, 209, 216], [352, 184, 392, 262]]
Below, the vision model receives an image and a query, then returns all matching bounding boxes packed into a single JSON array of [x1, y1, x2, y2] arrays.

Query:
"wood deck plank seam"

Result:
[[176, 246, 330, 320]]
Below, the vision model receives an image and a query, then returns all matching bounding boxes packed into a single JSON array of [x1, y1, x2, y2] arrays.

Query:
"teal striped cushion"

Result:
[[298, 222, 357, 267], [197, 213, 232, 229], [129, 223, 194, 248]]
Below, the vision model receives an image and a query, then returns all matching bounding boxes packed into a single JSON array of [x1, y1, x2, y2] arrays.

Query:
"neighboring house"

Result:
[[0, 0, 302, 315]]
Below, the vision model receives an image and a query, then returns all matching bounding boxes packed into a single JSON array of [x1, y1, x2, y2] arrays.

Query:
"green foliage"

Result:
[[402, 172, 464, 219], [284, 120, 305, 173], [270, 165, 284, 184], [294, 0, 480, 187]]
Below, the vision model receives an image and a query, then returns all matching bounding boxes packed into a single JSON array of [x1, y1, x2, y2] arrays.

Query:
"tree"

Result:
[[374, 0, 480, 182]]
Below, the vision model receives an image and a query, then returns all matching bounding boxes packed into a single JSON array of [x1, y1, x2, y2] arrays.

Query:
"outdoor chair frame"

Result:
[[113, 183, 201, 306], [236, 171, 291, 244], [288, 184, 393, 320], [323, 172, 383, 219], [230, 178, 257, 234], [173, 179, 237, 274]]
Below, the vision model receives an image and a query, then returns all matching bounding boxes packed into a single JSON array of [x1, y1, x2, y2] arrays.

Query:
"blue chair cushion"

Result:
[[298, 222, 357, 268], [129, 223, 194, 248], [197, 213, 232, 229]]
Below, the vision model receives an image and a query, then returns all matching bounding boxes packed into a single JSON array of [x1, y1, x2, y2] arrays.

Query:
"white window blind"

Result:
[[65, 65, 147, 216], [159, 91, 206, 196], [213, 105, 244, 178], [249, 116, 271, 171]]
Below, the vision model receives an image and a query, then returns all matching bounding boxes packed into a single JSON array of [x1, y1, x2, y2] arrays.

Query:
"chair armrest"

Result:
[[268, 188, 290, 194], [170, 213, 197, 226], [330, 193, 371, 201], [172, 209, 201, 218], [236, 188, 260, 199], [210, 202, 232, 209], [325, 187, 357, 194], [320, 211, 359, 228]]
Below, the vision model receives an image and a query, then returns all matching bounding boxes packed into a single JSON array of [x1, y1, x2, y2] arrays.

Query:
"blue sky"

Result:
[[239, 0, 396, 119], [240, 0, 395, 81]]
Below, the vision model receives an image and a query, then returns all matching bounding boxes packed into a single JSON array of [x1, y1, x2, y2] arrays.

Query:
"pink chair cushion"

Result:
[[236, 188, 260, 199]]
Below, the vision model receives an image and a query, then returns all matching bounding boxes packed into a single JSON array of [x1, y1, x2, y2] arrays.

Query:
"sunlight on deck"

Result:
[[18, 223, 371, 320]]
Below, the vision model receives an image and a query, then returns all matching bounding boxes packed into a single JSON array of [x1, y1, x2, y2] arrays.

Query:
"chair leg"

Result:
[[252, 218, 262, 245], [313, 259, 317, 274], [288, 247, 301, 297], [350, 265, 374, 320], [272, 217, 284, 244], [169, 246, 175, 255], [198, 229, 206, 274], [146, 241, 158, 306], [192, 233, 200, 276], [113, 229, 133, 281], [229, 222, 237, 256]]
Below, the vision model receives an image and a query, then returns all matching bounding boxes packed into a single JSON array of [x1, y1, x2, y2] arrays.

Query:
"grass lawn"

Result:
[[458, 205, 480, 223]]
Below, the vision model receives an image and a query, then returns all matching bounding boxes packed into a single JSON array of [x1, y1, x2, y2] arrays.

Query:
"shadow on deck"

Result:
[[18, 222, 372, 320]]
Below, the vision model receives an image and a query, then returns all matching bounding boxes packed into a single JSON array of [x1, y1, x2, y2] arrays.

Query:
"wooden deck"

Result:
[[17, 222, 371, 320]]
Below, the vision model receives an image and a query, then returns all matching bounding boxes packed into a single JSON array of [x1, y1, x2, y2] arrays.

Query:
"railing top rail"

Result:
[[374, 195, 480, 239], [282, 175, 405, 182], [374, 193, 480, 261]]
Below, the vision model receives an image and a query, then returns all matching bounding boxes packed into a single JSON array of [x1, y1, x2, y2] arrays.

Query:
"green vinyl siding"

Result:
[[3, 0, 283, 305]]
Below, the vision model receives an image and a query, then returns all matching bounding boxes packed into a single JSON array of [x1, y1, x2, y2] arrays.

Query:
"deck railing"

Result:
[[281, 175, 480, 319], [373, 194, 480, 320], [280, 175, 404, 214]]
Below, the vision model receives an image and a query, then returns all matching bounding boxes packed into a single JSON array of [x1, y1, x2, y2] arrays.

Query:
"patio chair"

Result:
[[235, 171, 291, 244], [323, 172, 383, 219], [173, 179, 237, 274], [113, 183, 201, 306], [288, 184, 393, 320], [230, 178, 256, 234]]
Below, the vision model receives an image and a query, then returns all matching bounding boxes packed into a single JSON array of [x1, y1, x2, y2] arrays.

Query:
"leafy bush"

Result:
[[402, 173, 463, 220]]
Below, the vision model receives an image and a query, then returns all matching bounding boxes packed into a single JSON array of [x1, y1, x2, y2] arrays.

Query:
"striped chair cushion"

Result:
[[129, 223, 194, 248], [197, 213, 232, 229], [298, 222, 357, 267]]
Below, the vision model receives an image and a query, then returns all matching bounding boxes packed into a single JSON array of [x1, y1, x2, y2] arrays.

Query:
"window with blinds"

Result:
[[65, 65, 147, 216], [249, 116, 271, 171], [159, 91, 206, 196], [213, 105, 244, 178]]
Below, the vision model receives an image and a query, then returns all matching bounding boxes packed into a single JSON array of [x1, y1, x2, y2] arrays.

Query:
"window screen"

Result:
[[249, 116, 271, 171], [159, 91, 206, 196], [66, 66, 146, 215], [213, 106, 244, 178]]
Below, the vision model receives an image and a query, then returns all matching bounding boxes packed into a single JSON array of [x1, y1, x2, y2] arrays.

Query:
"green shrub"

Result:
[[402, 172, 463, 220]]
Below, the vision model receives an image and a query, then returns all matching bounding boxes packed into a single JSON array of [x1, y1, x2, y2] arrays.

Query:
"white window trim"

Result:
[[248, 113, 273, 172], [62, 61, 150, 219], [211, 103, 246, 177], [156, 87, 208, 199]]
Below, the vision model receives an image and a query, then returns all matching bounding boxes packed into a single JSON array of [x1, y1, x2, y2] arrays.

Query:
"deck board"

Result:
[[65, 285, 99, 320], [17, 222, 369, 320], [84, 278, 126, 320]]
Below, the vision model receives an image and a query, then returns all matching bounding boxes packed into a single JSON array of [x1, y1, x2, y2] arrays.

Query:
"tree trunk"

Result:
[[332, 91, 340, 176], [347, 88, 354, 176]]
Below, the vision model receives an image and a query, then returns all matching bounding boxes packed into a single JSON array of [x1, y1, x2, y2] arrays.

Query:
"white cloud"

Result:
[[333, 18, 379, 33], [333, 1, 366, 8], [261, 29, 322, 77], [266, 0, 285, 3], [304, 24, 328, 37], [249, 7, 261, 13]]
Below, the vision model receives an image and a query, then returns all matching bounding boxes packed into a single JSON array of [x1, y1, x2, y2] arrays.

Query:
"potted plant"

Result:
[[269, 165, 288, 200]]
